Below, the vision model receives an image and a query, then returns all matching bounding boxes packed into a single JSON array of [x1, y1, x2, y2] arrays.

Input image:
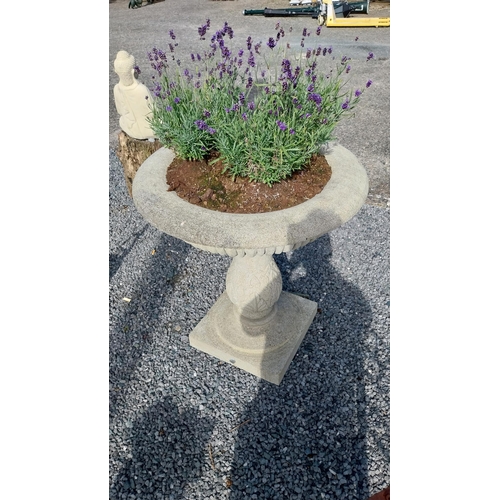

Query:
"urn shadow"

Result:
[[110, 397, 214, 499], [227, 232, 376, 499]]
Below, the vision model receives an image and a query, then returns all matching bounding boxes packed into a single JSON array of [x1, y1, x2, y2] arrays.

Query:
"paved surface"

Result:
[[109, 2, 390, 499]]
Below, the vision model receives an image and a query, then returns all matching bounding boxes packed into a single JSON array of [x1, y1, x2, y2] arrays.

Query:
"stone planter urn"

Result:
[[132, 142, 369, 384]]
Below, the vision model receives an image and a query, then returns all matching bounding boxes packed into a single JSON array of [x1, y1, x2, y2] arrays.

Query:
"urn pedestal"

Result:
[[132, 143, 368, 384]]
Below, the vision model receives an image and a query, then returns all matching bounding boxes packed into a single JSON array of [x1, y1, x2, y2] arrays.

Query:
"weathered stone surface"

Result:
[[189, 291, 317, 385], [132, 143, 369, 254], [113, 50, 156, 140]]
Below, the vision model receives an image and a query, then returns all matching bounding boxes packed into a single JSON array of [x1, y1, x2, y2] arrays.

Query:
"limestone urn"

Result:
[[132, 142, 369, 384]]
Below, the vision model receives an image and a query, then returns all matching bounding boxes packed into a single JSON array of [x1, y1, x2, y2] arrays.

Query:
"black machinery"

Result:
[[243, 0, 370, 19]]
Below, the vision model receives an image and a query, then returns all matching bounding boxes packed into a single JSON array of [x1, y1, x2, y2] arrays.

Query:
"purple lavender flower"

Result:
[[247, 36, 252, 50], [133, 65, 141, 76], [254, 42, 262, 54], [367, 52, 374, 61], [248, 52, 255, 67], [355, 89, 362, 97], [289, 129, 296, 135], [308, 93, 322, 105], [194, 119, 207, 131], [198, 23, 208, 39], [302, 28, 308, 37], [346, 65, 351, 74], [316, 26, 322, 35], [267, 37, 276, 49], [246, 76, 253, 89], [247, 101, 255, 111], [242, 113, 248, 121], [239, 93, 245, 103], [366, 79, 373, 88], [342, 99, 350, 110], [166, 105, 172, 112], [208, 127, 216, 135], [276, 120, 287, 131], [174, 97, 181, 104], [223, 22, 234, 39], [203, 109, 211, 117], [169, 30, 176, 40]]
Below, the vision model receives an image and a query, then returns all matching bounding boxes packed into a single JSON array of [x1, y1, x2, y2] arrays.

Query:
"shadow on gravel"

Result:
[[109, 226, 148, 281], [110, 397, 214, 499], [109, 232, 191, 418], [228, 234, 375, 499]]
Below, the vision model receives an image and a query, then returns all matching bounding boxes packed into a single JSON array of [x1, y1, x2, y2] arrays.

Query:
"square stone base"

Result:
[[189, 291, 317, 385]]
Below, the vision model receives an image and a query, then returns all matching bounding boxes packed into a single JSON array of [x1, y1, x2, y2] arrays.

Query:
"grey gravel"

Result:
[[110, 1, 389, 498]]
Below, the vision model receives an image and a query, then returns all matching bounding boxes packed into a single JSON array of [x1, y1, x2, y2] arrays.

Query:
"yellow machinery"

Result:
[[243, 1, 390, 28], [318, 0, 390, 27]]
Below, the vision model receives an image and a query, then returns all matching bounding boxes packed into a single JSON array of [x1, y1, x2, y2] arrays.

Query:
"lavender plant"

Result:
[[146, 20, 373, 186]]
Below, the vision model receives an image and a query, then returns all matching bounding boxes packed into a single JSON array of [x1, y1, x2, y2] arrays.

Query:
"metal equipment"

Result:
[[318, 0, 389, 26], [242, 0, 390, 27], [244, 1, 352, 19]]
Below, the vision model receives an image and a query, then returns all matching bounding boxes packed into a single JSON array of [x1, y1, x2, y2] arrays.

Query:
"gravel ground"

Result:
[[109, 2, 390, 498]]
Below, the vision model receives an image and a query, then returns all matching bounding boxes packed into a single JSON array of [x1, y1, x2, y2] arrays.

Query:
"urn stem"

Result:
[[225, 254, 283, 322]]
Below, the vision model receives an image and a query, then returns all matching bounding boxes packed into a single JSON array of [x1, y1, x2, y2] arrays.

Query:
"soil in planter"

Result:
[[166, 153, 332, 214]]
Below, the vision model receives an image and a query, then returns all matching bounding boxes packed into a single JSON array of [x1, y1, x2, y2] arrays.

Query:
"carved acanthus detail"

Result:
[[225, 254, 283, 321]]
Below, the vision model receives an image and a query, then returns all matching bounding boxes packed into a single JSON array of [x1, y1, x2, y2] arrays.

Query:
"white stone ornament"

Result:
[[113, 51, 156, 140]]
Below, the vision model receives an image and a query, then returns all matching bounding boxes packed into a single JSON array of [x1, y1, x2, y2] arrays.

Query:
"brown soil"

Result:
[[166, 154, 332, 214], [368, 486, 390, 500]]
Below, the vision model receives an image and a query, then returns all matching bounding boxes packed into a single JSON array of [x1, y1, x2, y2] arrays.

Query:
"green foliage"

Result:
[[146, 22, 371, 186]]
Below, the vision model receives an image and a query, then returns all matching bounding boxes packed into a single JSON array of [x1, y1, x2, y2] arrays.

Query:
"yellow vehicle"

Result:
[[317, 0, 390, 27]]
